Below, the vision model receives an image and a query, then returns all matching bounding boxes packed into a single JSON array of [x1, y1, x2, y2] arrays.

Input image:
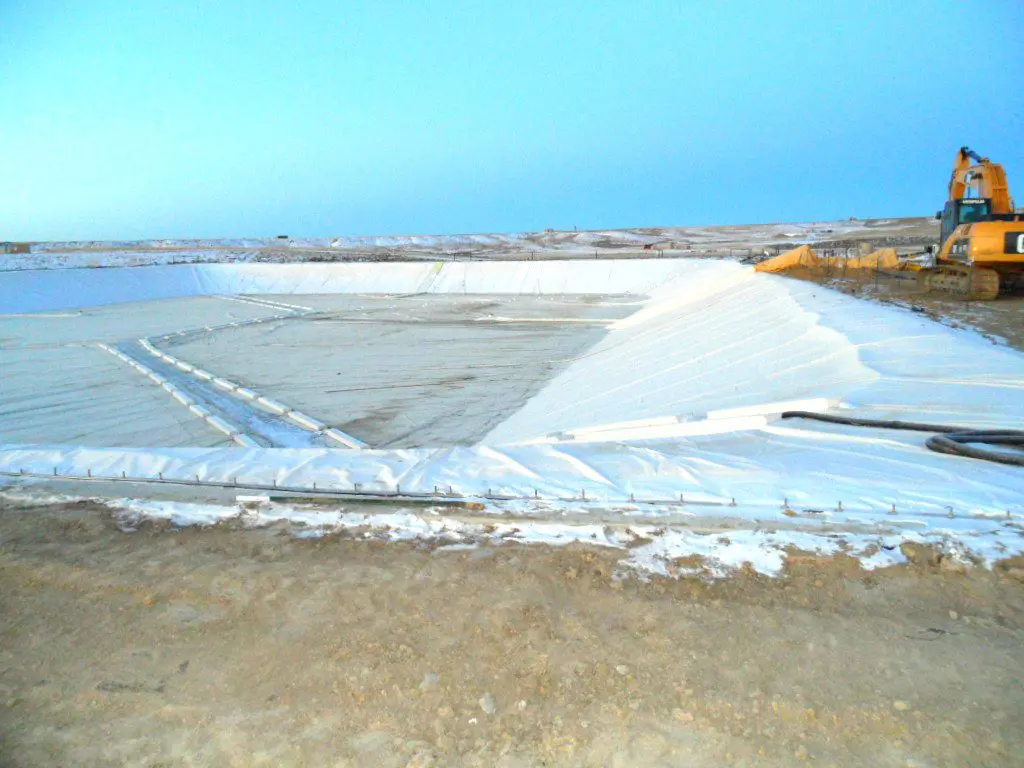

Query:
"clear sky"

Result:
[[1, 1, 1022, 241]]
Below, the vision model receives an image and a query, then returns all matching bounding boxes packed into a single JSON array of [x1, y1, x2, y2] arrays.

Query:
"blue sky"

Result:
[[1, 1, 1022, 241]]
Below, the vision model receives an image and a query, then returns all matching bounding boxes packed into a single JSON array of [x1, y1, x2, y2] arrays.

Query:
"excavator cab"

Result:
[[937, 197, 992, 249]]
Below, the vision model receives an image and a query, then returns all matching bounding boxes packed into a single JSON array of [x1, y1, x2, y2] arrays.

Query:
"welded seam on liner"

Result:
[[121, 296, 364, 448], [218, 294, 314, 312], [134, 340, 366, 449], [94, 343, 259, 447]]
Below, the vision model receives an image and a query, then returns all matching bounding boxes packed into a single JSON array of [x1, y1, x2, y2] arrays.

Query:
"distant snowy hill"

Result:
[[3, 217, 937, 271]]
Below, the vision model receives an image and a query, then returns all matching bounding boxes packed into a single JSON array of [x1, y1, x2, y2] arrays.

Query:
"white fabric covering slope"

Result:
[[485, 268, 1023, 443], [1, 260, 709, 314]]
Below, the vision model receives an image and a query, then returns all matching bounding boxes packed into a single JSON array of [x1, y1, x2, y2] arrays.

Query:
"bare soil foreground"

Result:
[[2, 502, 1023, 767]]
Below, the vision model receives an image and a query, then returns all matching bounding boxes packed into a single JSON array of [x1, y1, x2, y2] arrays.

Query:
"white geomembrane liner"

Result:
[[1, 259, 1022, 573], [0, 260, 700, 314]]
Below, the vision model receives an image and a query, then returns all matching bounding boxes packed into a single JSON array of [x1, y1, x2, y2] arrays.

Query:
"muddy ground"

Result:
[[1, 501, 1023, 767]]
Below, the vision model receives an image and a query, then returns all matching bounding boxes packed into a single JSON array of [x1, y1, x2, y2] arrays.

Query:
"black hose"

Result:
[[780, 411, 1024, 467]]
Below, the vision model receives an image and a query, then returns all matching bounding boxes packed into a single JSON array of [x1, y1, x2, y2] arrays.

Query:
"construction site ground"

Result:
[[2, 249, 1022, 768], [1, 500, 1023, 768]]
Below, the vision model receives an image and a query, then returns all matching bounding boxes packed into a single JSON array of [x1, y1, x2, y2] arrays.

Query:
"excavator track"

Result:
[[916, 264, 1001, 301]]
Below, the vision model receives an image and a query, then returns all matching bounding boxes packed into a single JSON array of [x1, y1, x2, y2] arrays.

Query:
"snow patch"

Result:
[[62, 495, 1023, 579]]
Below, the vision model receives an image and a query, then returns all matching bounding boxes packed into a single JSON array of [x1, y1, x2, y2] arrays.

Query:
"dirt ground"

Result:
[[1, 502, 1023, 767], [778, 267, 1024, 352]]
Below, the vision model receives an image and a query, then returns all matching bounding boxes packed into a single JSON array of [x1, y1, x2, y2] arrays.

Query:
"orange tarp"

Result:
[[845, 248, 902, 270], [754, 245, 819, 273], [756, 245, 910, 273]]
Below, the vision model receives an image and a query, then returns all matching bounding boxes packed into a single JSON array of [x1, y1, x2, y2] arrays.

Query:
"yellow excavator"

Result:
[[917, 146, 1024, 300]]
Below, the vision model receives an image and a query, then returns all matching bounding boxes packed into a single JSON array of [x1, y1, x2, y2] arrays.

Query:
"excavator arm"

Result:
[[948, 146, 1014, 213]]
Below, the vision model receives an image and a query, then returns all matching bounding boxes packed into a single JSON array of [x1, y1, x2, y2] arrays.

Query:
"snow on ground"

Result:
[[0, 489, 1010, 579], [1, 255, 1020, 574], [5, 217, 936, 272], [0, 249, 258, 272]]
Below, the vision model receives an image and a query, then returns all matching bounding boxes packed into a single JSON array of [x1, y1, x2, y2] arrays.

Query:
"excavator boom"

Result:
[[947, 146, 1014, 215]]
